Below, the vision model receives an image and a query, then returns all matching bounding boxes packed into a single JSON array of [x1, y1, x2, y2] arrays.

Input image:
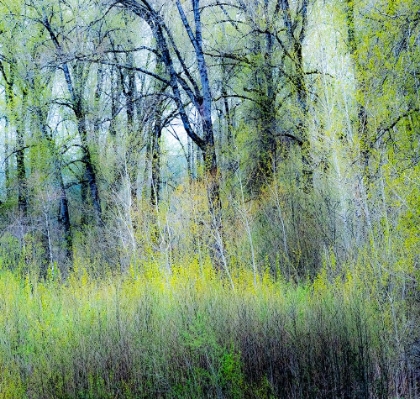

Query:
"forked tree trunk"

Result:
[[118, 0, 227, 271]]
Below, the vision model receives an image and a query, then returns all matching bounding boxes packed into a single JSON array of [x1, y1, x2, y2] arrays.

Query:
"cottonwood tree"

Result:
[[111, 0, 228, 270], [28, 0, 104, 226], [210, 0, 312, 193], [0, 1, 76, 275], [0, 18, 28, 217], [342, 0, 420, 243], [29, 75, 73, 275], [203, 0, 321, 274]]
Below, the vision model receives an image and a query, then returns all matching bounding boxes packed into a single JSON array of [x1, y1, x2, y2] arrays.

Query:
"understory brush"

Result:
[[0, 259, 417, 398]]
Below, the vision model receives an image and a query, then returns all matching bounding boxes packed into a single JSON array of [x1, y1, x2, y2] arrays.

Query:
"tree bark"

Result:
[[345, 0, 369, 176], [0, 61, 11, 200], [151, 107, 162, 208], [75, 106, 103, 226], [16, 125, 27, 218], [2, 64, 28, 215]]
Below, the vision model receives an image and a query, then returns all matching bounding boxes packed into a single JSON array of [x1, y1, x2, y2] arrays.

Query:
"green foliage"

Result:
[[0, 259, 415, 398]]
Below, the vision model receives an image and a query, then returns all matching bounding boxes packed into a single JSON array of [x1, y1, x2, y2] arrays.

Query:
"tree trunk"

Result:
[[150, 59, 165, 208], [93, 65, 104, 145], [151, 116, 162, 208], [16, 89, 28, 218], [16, 126, 27, 218], [43, 16, 103, 226], [126, 52, 136, 134], [256, 27, 278, 191], [34, 105, 73, 272], [345, 0, 373, 244], [118, 0, 227, 270], [2, 65, 28, 215], [345, 0, 369, 176], [281, 0, 312, 191], [83, 149, 103, 226], [125, 50, 140, 201]]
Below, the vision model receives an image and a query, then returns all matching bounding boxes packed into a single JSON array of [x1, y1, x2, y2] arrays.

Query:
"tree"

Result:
[[0, 30, 28, 216], [0, 0, 77, 274], [31, 1, 104, 226], [114, 0, 227, 270], [210, 0, 312, 193]]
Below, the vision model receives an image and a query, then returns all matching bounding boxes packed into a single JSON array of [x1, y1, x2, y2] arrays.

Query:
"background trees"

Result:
[[0, 0, 418, 282]]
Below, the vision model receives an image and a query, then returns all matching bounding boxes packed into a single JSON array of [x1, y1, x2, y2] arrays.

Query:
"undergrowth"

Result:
[[0, 258, 417, 398]]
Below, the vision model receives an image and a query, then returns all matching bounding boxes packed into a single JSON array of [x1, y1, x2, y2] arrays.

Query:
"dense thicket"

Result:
[[0, 264, 405, 398], [0, 0, 419, 397]]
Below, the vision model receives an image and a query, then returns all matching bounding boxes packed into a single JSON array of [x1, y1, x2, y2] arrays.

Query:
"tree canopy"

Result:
[[0, 0, 418, 279]]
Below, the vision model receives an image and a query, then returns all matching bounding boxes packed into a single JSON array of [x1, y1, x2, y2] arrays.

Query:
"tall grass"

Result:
[[0, 258, 416, 398]]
